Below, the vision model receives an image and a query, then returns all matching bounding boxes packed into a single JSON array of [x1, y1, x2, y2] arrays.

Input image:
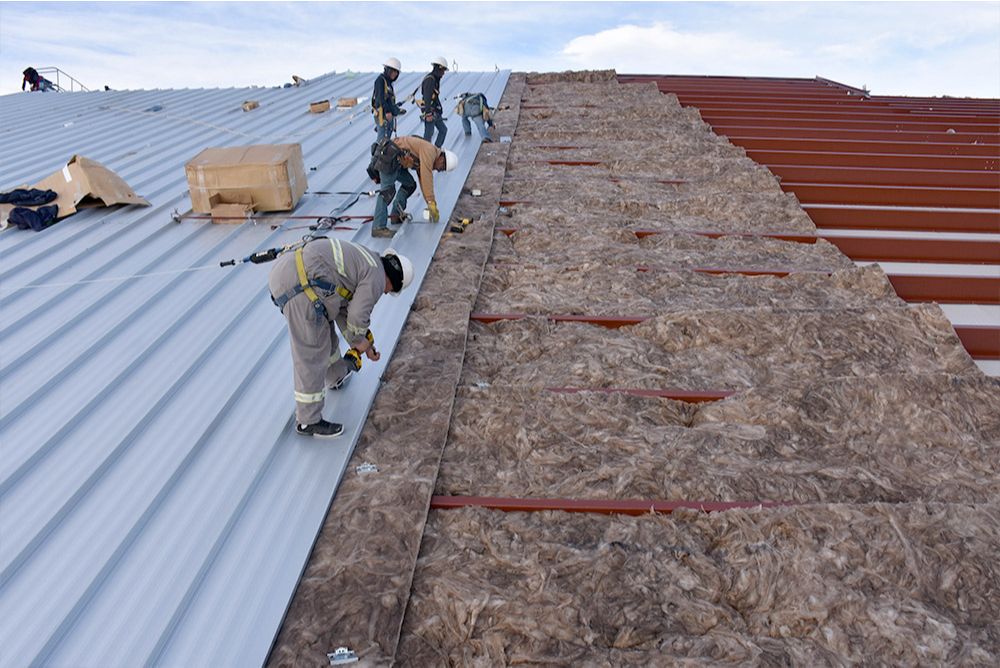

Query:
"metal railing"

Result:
[[35, 67, 90, 92]]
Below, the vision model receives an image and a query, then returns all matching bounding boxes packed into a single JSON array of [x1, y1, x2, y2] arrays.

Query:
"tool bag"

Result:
[[456, 92, 487, 118], [367, 137, 410, 181]]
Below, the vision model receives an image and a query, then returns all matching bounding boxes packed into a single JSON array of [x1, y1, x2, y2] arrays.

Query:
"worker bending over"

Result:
[[367, 135, 457, 238], [372, 57, 405, 141], [457, 92, 495, 142], [269, 238, 414, 437], [420, 57, 449, 148]]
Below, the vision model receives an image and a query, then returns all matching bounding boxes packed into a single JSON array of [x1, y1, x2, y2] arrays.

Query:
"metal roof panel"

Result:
[[0, 69, 510, 666]]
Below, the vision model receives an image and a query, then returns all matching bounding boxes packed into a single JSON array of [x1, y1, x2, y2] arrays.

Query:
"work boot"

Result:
[[296, 419, 344, 438], [389, 212, 412, 225], [371, 227, 396, 238]]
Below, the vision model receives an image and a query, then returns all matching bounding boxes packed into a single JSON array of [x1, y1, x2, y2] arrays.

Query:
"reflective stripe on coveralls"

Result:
[[331, 239, 378, 338], [294, 389, 326, 404]]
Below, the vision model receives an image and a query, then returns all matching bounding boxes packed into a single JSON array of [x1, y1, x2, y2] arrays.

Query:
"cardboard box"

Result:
[[337, 97, 358, 108], [242, 100, 259, 112], [0, 155, 151, 227], [309, 100, 330, 113], [185, 144, 307, 214], [209, 199, 254, 224]]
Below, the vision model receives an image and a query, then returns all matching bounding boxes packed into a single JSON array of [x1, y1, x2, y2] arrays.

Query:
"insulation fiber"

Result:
[[476, 264, 900, 315], [461, 304, 977, 392], [436, 375, 1000, 504], [396, 504, 1000, 666]]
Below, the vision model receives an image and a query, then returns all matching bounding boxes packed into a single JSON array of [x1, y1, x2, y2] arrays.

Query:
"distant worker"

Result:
[[22, 67, 54, 92], [269, 238, 414, 437], [456, 92, 495, 142], [372, 57, 405, 141], [367, 135, 457, 238], [419, 57, 449, 148]]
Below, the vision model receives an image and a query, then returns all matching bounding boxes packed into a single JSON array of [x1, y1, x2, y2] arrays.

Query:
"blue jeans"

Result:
[[375, 116, 395, 142], [373, 167, 416, 231], [462, 114, 489, 140], [422, 112, 447, 148]]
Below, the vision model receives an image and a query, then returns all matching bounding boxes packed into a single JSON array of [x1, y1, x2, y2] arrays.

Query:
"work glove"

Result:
[[427, 201, 440, 223], [365, 330, 379, 359], [343, 348, 362, 372], [396, 108, 407, 116]]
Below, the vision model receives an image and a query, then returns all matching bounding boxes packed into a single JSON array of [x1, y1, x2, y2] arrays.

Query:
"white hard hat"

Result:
[[384, 57, 401, 71], [441, 149, 458, 172], [431, 56, 449, 70], [382, 248, 414, 293]]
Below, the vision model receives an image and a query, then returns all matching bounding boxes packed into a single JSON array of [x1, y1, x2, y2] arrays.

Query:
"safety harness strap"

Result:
[[271, 246, 353, 314], [295, 249, 322, 305]]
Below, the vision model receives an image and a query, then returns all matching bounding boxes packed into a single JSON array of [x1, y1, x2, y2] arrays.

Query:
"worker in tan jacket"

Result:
[[367, 135, 457, 238]]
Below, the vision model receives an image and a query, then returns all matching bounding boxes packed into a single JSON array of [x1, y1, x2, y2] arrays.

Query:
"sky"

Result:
[[1, 1, 998, 98]]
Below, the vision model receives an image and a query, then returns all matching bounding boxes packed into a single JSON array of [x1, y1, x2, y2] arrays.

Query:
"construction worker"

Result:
[[269, 239, 414, 437], [22, 67, 54, 92], [457, 92, 495, 142], [367, 135, 457, 238], [420, 57, 449, 148], [372, 57, 405, 141]]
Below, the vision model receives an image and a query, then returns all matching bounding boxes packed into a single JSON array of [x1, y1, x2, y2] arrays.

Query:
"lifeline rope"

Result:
[[0, 264, 221, 292], [2, 185, 372, 292], [98, 95, 375, 144]]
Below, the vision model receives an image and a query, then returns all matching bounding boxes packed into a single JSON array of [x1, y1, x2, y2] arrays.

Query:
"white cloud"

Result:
[[556, 6, 1000, 98], [560, 21, 797, 76], [1, 2, 996, 98]]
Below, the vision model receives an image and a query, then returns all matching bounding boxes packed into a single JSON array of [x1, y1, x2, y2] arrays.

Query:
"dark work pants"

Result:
[[422, 112, 447, 148]]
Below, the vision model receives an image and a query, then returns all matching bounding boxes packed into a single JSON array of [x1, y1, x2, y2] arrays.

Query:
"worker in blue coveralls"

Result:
[[372, 57, 405, 141], [420, 57, 449, 148]]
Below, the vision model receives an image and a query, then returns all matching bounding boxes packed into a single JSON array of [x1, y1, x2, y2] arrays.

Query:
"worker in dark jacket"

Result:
[[268, 239, 414, 437], [420, 57, 449, 148], [372, 57, 405, 141], [22, 67, 54, 92]]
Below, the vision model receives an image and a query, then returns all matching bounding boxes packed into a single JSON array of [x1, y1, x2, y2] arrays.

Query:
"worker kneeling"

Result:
[[368, 135, 457, 238], [268, 238, 414, 437]]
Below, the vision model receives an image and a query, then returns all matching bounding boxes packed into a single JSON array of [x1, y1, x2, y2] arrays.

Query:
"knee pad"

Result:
[[380, 184, 397, 205], [400, 181, 416, 198]]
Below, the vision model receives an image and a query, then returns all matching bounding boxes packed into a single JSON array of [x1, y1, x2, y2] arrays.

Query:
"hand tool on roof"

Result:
[[450, 217, 473, 233]]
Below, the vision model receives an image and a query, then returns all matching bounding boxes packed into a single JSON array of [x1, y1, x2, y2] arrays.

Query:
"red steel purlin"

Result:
[[618, 74, 999, 222], [430, 495, 790, 515], [546, 386, 734, 403]]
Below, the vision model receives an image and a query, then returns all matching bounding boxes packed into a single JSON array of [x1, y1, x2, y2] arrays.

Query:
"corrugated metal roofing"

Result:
[[620, 74, 1000, 373], [0, 69, 509, 666]]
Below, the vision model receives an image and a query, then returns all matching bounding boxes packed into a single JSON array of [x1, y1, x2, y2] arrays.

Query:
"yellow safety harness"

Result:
[[272, 243, 353, 318]]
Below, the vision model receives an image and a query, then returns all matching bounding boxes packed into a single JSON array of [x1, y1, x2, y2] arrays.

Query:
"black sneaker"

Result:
[[296, 419, 344, 438]]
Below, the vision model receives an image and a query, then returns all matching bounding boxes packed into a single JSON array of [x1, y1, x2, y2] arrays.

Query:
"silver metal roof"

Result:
[[0, 69, 510, 667]]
